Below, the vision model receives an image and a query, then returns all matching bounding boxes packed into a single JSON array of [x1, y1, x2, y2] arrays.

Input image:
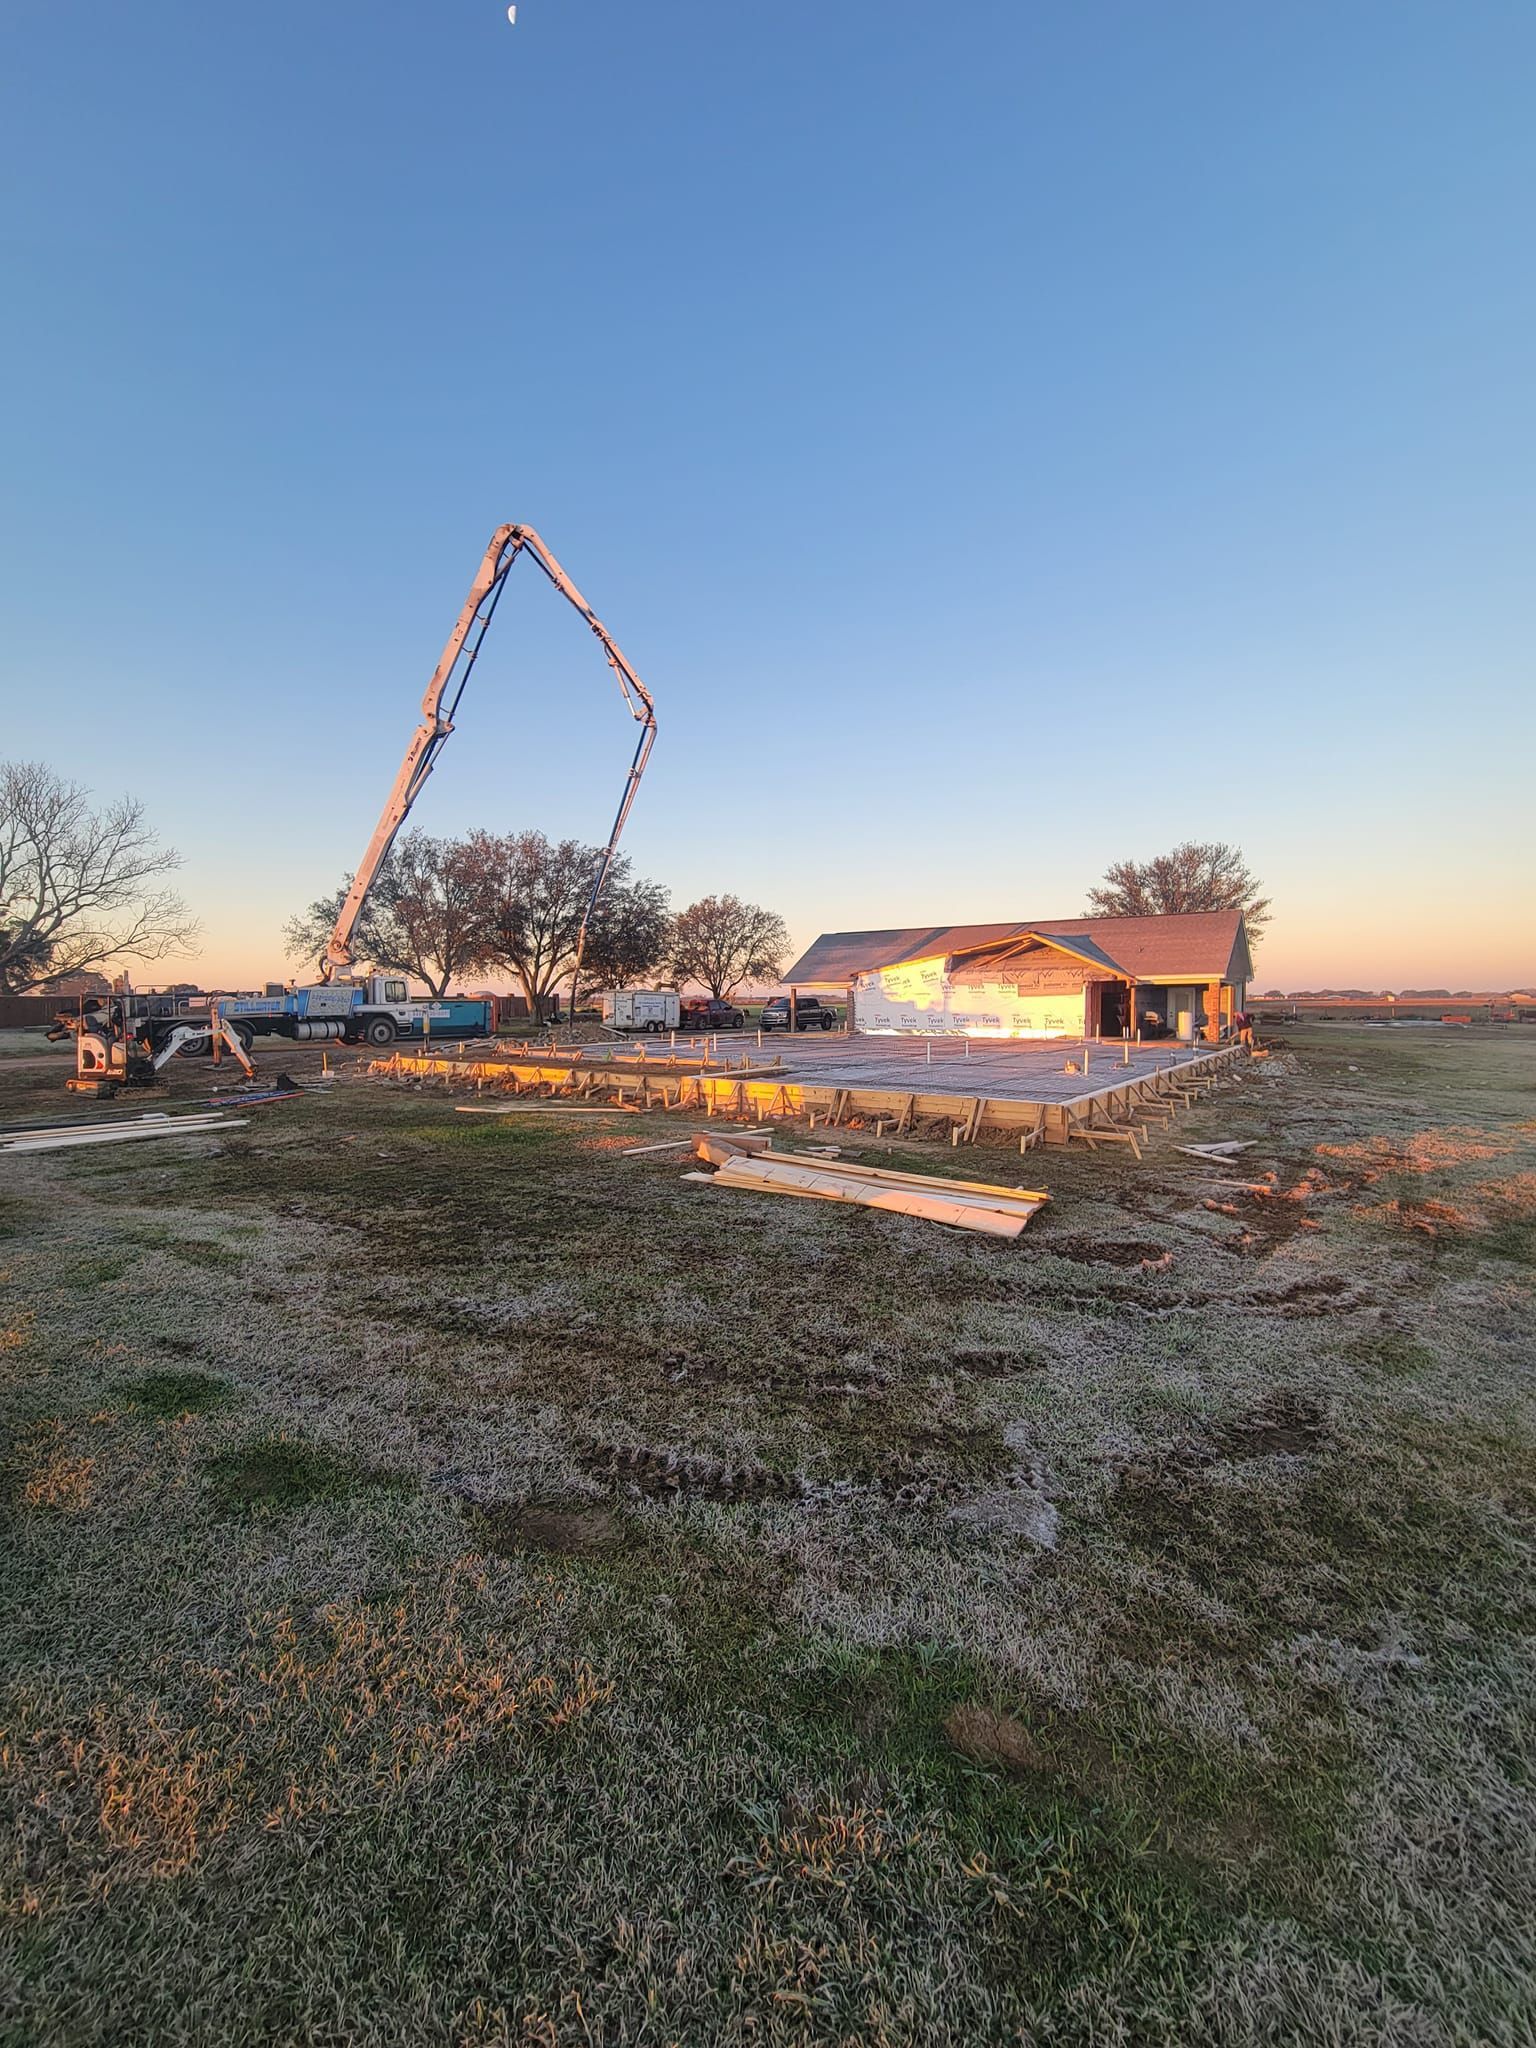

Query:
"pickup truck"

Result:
[[680, 998, 745, 1030], [760, 995, 839, 1032]]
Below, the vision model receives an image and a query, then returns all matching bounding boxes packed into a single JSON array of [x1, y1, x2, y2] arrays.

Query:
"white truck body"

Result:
[[607, 989, 681, 1032], [216, 977, 494, 1047]]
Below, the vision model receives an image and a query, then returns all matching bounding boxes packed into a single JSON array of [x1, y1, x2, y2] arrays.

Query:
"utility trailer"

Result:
[[606, 989, 681, 1033]]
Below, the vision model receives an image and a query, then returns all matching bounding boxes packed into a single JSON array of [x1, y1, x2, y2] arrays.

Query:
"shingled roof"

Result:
[[783, 910, 1252, 986]]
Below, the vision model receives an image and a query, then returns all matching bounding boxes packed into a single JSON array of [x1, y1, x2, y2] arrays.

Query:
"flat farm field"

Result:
[[1, 1026, 1532, 2046]]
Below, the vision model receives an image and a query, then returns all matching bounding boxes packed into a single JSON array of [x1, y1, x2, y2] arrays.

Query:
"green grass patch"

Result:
[[778, 1638, 1346, 1893], [1107, 1424, 1534, 1649], [118, 1368, 234, 1417], [206, 1436, 415, 1514], [1343, 1329, 1438, 1377], [1477, 1213, 1536, 1264]]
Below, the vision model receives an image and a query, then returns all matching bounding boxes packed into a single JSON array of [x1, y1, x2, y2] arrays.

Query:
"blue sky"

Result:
[[2, 0, 1532, 990]]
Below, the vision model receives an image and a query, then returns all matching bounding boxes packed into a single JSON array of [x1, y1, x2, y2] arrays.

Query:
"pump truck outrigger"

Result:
[[54, 524, 659, 1095]]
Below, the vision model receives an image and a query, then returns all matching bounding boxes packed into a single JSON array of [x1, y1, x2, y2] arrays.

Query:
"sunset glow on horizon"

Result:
[[2, 3, 1532, 998]]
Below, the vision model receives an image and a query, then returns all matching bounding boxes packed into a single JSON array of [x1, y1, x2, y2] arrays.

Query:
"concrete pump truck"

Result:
[[57, 525, 658, 1095]]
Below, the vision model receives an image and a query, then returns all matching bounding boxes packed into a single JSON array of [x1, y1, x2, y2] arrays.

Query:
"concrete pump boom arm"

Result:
[[321, 524, 658, 1003]]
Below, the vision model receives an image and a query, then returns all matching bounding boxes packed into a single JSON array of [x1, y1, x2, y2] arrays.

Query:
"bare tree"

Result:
[[668, 894, 789, 1000], [284, 831, 488, 995], [460, 831, 588, 1021], [580, 875, 671, 993], [0, 760, 199, 993], [1087, 840, 1271, 947], [461, 830, 662, 1020]]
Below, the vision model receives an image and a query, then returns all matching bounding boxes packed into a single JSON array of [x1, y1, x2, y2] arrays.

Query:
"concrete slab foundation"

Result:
[[369, 1033, 1250, 1154]]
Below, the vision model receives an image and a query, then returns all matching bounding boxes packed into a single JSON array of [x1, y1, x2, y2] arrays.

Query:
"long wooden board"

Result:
[[718, 1153, 1048, 1218], [710, 1154, 1048, 1234], [691, 1131, 774, 1165], [0, 1117, 248, 1154], [710, 1165, 1031, 1236], [696, 1140, 1047, 1205]]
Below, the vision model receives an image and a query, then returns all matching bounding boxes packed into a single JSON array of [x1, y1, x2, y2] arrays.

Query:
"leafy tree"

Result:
[[1086, 840, 1271, 947], [0, 760, 199, 993], [284, 830, 486, 995], [668, 894, 789, 1000], [460, 831, 665, 1019]]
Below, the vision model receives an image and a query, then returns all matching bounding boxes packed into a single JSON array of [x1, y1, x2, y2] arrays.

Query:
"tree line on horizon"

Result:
[[283, 830, 790, 1017], [2, 757, 1276, 1004]]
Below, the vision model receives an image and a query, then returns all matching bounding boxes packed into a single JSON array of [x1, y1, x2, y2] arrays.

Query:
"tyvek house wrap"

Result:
[[852, 955, 1090, 1038]]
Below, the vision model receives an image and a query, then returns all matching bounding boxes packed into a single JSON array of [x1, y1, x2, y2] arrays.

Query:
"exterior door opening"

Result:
[[1098, 982, 1135, 1038]]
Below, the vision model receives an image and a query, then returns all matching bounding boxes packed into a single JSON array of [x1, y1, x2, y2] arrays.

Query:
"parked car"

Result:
[[679, 998, 745, 1030], [760, 995, 839, 1032]]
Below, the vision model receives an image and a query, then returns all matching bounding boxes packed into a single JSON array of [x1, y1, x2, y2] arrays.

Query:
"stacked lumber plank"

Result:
[[0, 1112, 249, 1155], [687, 1134, 1048, 1238]]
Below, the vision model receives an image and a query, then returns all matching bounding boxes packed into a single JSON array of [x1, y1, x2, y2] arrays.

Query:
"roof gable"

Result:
[[958, 928, 1130, 979]]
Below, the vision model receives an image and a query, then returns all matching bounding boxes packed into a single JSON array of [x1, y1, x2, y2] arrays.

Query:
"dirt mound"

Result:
[[944, 1705, 1044, 1775], [1040, 1236, 1173, 1269], [1207, 1391, 1326, 1460], [472, 1500, 629, 1557]]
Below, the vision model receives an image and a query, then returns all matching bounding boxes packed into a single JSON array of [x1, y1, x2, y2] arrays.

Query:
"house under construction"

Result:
[[783, 911, 1253, 1043]]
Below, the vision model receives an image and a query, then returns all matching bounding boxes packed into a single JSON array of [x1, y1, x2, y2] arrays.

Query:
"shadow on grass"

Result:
[[117, 1368, 235, 1417], [207, 1436, 416, 1514]]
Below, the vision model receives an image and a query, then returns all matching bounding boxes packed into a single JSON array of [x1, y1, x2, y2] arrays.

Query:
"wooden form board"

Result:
[[704, 1152, 1048, 1238], [369, 1042, 1248, 1145], [693, 1130, 1047, 1199]]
